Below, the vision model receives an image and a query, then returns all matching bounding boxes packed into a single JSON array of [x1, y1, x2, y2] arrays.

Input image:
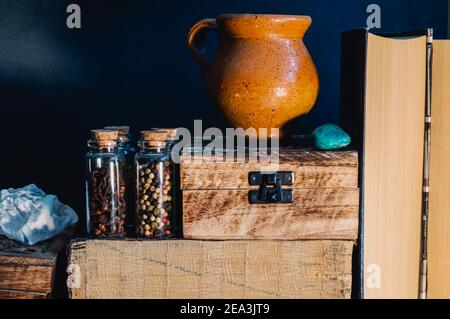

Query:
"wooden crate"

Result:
[[0, 231, 70, 299], [68, 239, 354, 299], [181, 149, 359, 240]]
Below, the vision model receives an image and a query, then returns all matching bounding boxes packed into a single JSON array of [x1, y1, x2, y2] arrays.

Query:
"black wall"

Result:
[[0, 0, 447, 218]]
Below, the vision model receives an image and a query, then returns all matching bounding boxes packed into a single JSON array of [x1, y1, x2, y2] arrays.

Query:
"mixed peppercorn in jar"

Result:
[[135, 131, 176, 238], [84, 127, 179, 239]]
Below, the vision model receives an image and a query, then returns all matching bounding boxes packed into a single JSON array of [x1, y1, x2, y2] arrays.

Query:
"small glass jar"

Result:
[[135, 134, 175, 238], [105, 126, 137, 235], [152, 128, 181, 237], [85, 129, 127, 237]]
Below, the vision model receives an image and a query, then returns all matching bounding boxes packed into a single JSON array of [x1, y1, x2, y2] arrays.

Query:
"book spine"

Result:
[[419, 29, 433, 299], [340, 28, 368, 299]]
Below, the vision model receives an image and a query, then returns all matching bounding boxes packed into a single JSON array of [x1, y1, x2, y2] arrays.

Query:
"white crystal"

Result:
[[0, 184, 78, 245]]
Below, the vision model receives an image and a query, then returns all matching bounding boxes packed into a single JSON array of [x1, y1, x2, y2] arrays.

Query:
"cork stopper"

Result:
[[140, 130, 170, 142], [90, 129, 119, 147], [146, 140, 167, 148], [91, 129, 119, 140], [152, 128, 178, 141], [104, 126, 130, 137]]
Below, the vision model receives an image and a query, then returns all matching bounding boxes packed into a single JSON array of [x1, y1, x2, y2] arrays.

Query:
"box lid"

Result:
[[180, 148, 358, 190]]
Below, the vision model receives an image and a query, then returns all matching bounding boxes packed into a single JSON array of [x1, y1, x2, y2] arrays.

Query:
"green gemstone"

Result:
[[312, 124, 351, 150]]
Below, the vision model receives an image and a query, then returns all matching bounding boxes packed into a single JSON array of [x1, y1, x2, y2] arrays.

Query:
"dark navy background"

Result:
[[0, 0, 447, 217]]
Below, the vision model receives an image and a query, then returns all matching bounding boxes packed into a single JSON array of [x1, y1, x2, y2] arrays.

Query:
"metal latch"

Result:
[[248, 171, 294, 204]]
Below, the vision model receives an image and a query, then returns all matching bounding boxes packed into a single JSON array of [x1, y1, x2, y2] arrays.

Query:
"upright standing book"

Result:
[[341, 28, 450, 299], [427, 39, 450, 299]]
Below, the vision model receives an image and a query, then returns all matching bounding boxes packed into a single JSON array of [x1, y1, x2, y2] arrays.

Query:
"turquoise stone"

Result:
[[312, 124, 351, 150]]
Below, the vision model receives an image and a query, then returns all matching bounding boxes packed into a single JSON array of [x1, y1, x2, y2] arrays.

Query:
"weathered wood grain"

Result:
[[181, 149, 359, 240], [69, 239, 354, 299], [182, 149, 358, 165], [183, 188, 359, 240], [0, 256, 54, 292], [180, 150, 358, 190], [0, 289, 48, 299], [0, 229, 72, 298]]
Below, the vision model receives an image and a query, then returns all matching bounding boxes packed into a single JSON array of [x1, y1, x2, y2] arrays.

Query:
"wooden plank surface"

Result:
[[68, 239, 354, 299], [0, 256, 54, 292], [363, 34, 426, 298], [0, 232, 69, 260], [0, 289, 48, 299], [428, 40, 450, 299], [181, 150, 358, 190], [183, 188, 359, 240], [0, 230, 72, 297]]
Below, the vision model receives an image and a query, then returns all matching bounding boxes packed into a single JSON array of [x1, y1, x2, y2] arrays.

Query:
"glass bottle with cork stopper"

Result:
[[135, 131, 175, 238], [150, 128, 181, 236], [104, 126, 136, 235], [85, 129, 127, 238]]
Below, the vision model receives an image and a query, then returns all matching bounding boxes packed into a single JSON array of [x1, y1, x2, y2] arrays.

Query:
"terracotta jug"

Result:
[[187, 14, 319, 139]]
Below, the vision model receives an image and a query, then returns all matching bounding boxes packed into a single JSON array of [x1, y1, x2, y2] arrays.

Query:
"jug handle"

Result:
[[187, 18, 217, 69]]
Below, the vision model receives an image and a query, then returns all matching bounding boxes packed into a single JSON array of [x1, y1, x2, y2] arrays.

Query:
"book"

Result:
[[428, 39, 450, 299], [341, 29, 450, 299]]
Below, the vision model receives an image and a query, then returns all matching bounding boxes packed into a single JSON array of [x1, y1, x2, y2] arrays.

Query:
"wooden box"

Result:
[[0, 231, 70, 299], [68, 239, 354, 299], [181, 149, 359, 240]]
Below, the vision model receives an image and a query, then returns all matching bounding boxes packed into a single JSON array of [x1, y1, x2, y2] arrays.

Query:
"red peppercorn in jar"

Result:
[[85, 129, 127, 238]]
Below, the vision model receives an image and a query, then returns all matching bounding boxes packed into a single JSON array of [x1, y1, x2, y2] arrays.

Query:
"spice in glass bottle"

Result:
[[85, 129, 127, 238], [104, 126, 136, 235], [150, 128, 181, 236], [135, 131, 175, 238]]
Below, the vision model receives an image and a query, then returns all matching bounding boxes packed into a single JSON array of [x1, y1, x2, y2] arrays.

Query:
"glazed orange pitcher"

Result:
[[187, 14, 319, 139]]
